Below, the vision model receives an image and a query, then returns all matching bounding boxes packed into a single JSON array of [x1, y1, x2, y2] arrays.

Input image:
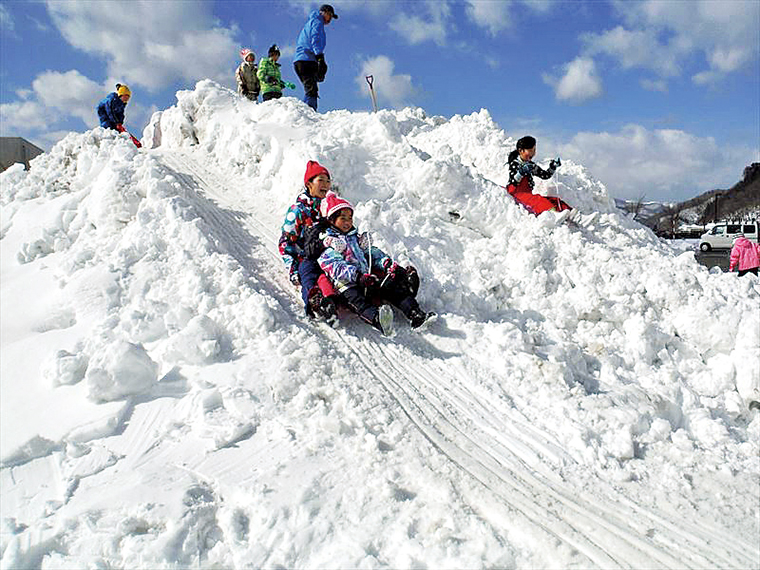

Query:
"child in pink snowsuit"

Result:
[[729, 236, 760, 276]]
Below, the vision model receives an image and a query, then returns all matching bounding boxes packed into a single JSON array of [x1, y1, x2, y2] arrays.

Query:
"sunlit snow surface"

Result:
[[1, 80, 758, 569]]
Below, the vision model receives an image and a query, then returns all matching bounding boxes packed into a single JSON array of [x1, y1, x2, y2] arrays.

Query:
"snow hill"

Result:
[[1, 80, 759, 569]]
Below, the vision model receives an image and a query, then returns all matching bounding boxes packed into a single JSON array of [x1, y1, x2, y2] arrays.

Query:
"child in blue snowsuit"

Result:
[[97, 84, 131, 131], [317, 192, 428, 334]]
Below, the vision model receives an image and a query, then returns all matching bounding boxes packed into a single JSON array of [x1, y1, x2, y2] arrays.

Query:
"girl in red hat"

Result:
[[278, 161, 338, 322]]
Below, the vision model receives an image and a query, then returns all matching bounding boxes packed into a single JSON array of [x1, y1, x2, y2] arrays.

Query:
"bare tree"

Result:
[[631, 193, 647, 222]]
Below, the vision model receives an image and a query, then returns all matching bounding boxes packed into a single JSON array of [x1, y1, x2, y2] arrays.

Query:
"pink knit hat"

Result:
[[321, 191, 353, 220]]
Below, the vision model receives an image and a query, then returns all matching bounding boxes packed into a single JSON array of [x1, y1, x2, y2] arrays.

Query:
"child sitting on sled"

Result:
[[317, 192, 430, 335], [507, 135, 597, 225]]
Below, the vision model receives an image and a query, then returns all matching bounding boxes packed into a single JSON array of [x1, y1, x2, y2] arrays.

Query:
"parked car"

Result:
[[699, 221, 759, 251]]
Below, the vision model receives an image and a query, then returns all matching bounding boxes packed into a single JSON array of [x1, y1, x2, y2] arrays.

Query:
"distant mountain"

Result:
[[623, 162, 760, 236]]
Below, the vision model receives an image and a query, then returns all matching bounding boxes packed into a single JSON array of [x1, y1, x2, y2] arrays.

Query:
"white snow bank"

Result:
[[1, 80, 758, 569]]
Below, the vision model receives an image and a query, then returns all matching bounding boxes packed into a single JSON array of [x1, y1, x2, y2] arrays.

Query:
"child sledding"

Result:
[[315, 192, 432, 335], [507, 135, 597, 225], [278, 164, 431, 336]]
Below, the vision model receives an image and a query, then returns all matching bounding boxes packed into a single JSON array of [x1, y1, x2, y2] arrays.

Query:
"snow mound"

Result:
[[1, 80, 758, 568]]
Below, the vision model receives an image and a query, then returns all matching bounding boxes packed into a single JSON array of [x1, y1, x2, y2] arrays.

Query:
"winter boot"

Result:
[[320, 295, 338, 327], [408, 307, 434, 329], [306, 287, 323, 318], [372, 304, 394, 336]]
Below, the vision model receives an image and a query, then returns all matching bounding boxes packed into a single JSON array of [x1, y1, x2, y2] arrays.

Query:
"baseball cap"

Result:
[[319, 4, 338, 18]]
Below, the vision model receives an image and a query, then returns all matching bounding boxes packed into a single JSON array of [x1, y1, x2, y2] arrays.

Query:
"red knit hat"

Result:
[[321, 191, 353, 220], [303, 160, 330, 187]]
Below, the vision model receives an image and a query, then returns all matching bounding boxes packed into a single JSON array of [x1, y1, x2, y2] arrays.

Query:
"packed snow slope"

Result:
[[2, 80, 759, 569]]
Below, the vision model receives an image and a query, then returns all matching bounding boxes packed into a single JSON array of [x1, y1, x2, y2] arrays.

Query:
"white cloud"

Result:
[[46, 0, 239, 92], [0, 100, 53, 135], [557, 124, 758, 200], [390, 1, 450, 46], [582, 26, 683, 77], [1, 69, 153, 142], [640, 78, 668, 92], [543, 57, 603, 104], [356, 56, 417, 109], [592, 0, 760, 86], [465, 1, 512, 36], [0, 3, 14, 32], [32, 70, 105, 126]]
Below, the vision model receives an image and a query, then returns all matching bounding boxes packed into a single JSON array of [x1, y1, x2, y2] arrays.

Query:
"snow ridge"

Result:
[[1, 80, 758, 568]]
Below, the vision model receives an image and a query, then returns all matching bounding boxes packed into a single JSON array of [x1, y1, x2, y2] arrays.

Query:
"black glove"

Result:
[[316, 54, 327, 82], [550, 157, 561, 169], [358, 273, 378, 289]]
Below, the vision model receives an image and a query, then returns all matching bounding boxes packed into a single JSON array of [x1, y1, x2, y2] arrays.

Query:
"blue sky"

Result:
[[1, 0, 758, 201]]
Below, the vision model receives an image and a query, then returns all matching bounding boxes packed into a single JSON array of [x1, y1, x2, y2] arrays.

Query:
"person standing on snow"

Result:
[[97, 84, 131, 132], [257, 44, 296, 102], [236, 48, 260, 102], [317, 192, 430, 335], [279, 161, 338, 322], [293, 4, 338, 111], [729, 235, 760, 276]]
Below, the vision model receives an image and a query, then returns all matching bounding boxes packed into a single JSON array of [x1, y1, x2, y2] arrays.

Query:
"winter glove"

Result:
[[284, 82, 296, 90], [519, 162, 533, 176], [358, 273, 378, 289], [115, 123, 126, 133], [382, 259, 401, 275], [380, 260, 403, 291], [323, 235, 347, 254], [316, 54, 327, 82], [289, 270, 301, 288], [549, 157, 561, 169]]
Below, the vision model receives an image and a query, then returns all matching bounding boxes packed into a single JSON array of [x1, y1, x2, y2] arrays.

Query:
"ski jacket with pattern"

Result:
[[507, 156, 556, 194], [97, 92, 126, 130], [279, 190, 323, 276], [318, 226, 391, 293], [294, 10, 326, 63], [236, 61, 260, 96], [257, 57, 284, 95], [729, 237, 760, 271]]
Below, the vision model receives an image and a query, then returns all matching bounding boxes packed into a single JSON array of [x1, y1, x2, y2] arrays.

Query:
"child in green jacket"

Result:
[[257, 45, 296, 102]]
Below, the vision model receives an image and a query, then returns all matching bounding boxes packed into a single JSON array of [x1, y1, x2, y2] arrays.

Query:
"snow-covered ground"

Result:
[[2, 80, 759, 569]]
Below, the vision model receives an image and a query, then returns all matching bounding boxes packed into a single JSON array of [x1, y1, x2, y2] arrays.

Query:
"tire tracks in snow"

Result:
[[152, 148, 757, 570]]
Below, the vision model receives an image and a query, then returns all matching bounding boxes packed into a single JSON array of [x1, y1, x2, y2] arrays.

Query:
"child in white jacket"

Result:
[[317, 192, 430, 334]]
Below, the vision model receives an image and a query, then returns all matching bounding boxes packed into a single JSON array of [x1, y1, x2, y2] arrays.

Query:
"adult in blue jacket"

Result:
[[97, 84, 131, 131], [293, 4, 338, 111]]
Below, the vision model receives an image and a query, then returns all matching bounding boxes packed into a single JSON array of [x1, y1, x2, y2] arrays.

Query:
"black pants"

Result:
[[738, 267, 759, 276], [340, 282, 420, 326], [294, 60, 319, 110], [262, 91, 282, 102]]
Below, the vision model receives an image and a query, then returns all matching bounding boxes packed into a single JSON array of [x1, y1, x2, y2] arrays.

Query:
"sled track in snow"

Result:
[[153, 149, 758, 569]]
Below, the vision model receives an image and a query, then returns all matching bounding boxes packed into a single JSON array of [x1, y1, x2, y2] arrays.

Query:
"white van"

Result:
[[699, 221, 759, 251]]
